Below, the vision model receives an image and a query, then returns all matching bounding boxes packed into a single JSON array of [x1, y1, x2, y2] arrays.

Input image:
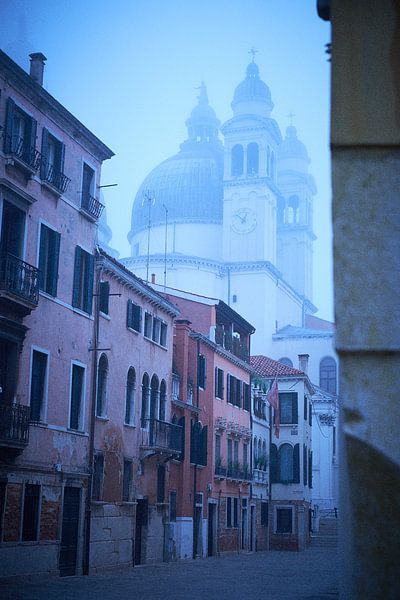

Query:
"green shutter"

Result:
[[178, 416, 185, 461], [72, 246, 81, 307], [126, 299, 133, 328], [30, 351, 47, 421], [214, 367, 218, 397], [99, 281, 109, 314], [270, 444, 278, 483], [308, 450, 313, 488], [47, 229, 60, 297], [84, 252, 95, 314], [200, 425, 208, 466], [4, 98, 15, 153], [303, 444, 308, 486], [70, 365, 83, 430], [38, 224, 48, 291], [292, 393, 298, 424], [226, 373, 230, 403], [293, 443, 300, 483], [40, 128, 49, 179]]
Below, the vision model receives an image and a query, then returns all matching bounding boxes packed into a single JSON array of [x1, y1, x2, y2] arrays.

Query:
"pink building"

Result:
[[0, 51, 113, 577], [159, 288, 254, 556]]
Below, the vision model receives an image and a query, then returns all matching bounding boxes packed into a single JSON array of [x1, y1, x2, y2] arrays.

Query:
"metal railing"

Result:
[[214, 325, 249, 362], [4, 135, 41, 171], [227, 462, 252, 481], [214, 463, 227, 477], [0, 253, 39, 306], [140, 418, 183, 453], [81, 194, 105, 220], [0, 403, 30, 447], [41, 162, 71, 193]]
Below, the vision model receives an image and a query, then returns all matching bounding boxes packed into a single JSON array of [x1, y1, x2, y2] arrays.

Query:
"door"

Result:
[[241, 500, 248, 550], [250, 505, 255, 551], [207, 503, 215, 557], [59, 487, 81, 576], [0, 201, 25, 257], [135, 499, 148, 565]]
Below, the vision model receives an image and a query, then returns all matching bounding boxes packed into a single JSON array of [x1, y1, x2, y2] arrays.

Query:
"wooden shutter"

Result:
[[133, 304, 141, 331], [70, 365, 83, 430], [308, 450, 313, 488], [48, 229, 60, 297], [30, 351, 47, 421], [227, 497, 232, 527], [303, 444, 308, 486], [4, 98, 15, 153], [84, 252, 94, 314], [226, 373, 230, 403], [72, 246, 81, 308], [99, 281, 109, 314], [236, 379, 242, 407], [200, 425, 208, 466], [29, 118, 37, 155], [178, 416, 185, 461], [126, 299, 133, 328], [293, 443, 300, 483], [304, 395, 307, 420], [270, 444, 278, 483], [309, 401, 312, 426], [38, 224, 48, 291], [292, 393, 298, 424], [40, 128, 49, 179], [214, 367, 218, 397]]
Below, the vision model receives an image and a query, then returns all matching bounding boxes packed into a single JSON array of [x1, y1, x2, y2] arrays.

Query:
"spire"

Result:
[[231, 57, 273, 116], [182, 83, 221, 149], [197, 81, 208, 106]]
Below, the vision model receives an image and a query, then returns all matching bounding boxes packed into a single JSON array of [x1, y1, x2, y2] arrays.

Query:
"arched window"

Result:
[[141, 373, 150, 427], [159, 379, 166, 421], [320, 357, 337, 394], [262, 440, 267, 471], [253, 436, 258, 464], [96, 354, 108, 417], [257, 439, 262, 468], [247, 142, 259, 175], [125, 367, 136, 425], [279, 444, 294, 483], [288, 195, 300, 224], [270, 443, 278, 483], [150, 374, 159, 422], [231, 144, 244, 176], [278, 357, 293, 367]]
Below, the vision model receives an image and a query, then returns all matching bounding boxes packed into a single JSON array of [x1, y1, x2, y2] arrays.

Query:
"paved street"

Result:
[[0, 546, 338, 600]]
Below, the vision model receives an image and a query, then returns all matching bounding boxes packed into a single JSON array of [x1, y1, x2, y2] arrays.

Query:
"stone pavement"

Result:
[[0, 546, 338, 600]]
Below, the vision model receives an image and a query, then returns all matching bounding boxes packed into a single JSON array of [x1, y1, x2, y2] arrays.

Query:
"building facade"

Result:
[[0, 50, 113, 577]]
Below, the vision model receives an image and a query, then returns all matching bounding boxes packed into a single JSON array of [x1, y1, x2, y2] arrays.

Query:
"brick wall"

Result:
[[3, 483, 22, 542], [40, 485, 61, 541]]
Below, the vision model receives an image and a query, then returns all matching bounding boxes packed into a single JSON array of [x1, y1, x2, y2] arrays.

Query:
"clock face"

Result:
[[231, 208, 257, 234]]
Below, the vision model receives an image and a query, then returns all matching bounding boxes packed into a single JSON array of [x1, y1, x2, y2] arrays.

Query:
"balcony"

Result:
[[140, 418, 183, 458], [215, 324, 249, 363], [0, 253, 39, 315], [81, 194, 105, 221], [214, 462, 227, 479], [227, 462, 252, 482], [0, 403, 30, 455], [4, 135, 41, 174], [41, 163, 71, 195], [253, 468, 268, 484]]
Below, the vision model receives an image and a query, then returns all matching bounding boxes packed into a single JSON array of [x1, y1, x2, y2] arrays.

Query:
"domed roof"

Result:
[[231, 60, 273, 111], [279, 126, 310, 162], [128, 85, 223, 240]]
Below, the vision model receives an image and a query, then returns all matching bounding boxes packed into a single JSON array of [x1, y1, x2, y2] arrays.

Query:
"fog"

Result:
[[0, 0, 332, 319]]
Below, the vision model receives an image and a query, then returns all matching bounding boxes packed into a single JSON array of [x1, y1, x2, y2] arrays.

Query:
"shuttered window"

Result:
[[40, 128, 67, 192], [243, 383, 250, 411], [279, 392, 298, 424], [276, 508, 292, 534], [92, 454, 104, 501], [99, 281, 109, 314], [226, 497, 238, 528], [22, 484, 40, 541], [270, 444, 278, 483], [122, 460, 132, 502], [303, 444, 308, 486], [72, 246, 94, 314], [215, 367, 224, 399], [38, 224, 60, 297], [30, 350, 47, 422], [190, 421, 207, 466], [157, 465, 165, 504], [70, 364, 84, 431], [4, 98, 38, 169], [126, 300, 141, 332], [198, 354, 206, 389]]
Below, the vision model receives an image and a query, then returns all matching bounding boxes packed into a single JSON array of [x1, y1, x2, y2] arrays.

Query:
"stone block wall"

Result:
[[90, 502, 135, 571]]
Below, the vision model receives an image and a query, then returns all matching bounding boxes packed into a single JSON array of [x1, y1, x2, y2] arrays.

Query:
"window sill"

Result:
[[123, 422, 136, 429], [67, 428, 88, 436], [100, 311, 110, 321], [143, 335, 168, 350], [127, 326, 140, 335], [40, 179, 64, 198], [96, 415, 109, 422]]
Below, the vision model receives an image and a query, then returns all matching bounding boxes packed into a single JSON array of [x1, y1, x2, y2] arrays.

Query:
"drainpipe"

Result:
[[83, 259, 101, 575], [217, 489, 222, 556]]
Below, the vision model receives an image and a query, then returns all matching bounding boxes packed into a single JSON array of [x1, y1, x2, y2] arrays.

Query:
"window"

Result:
[[231, 144, 244, 176], [159, 380, 166, 421], [81, 162, 95, 210], [309, 401, 312, 427], [141, 373, 150, 427], [304, 395, 308, 420], [279, 443, 300, 484], [215, 434, 221, 465], [38, 224, 60, 296], [29, 349, 48, 422], [40, 129, 69, 193], [319, 357, 337, 394], [99, 281, 109, 315], [157, 465, 165, 504], [96, 354, 108, 417], [187, 382, 193, 405], [227, 374, 242, 407], [152, 317, 161, 343], [144, 313, 152, 338], [4, 98, 38, 169], [198, 354, 206, 389], [215, 367, 224, 399], [127, 300, 141, 332], [261, 501, 268, 527], [125, 367, 136, 425], [0, 200, 25, 258], [243, 443, 248, 469], [270, 444, 278, 483], [227, 497, 238, 528], [172, 374, 180, 401], [70, 363, 85, 431], [169, 490, 177, 522], [308, 450, 313, 489], [21, 484, 40, 541], [160, 322, 167, 347], [72, 246, 94, 314], [303, 444, 308, 486], [247, 142, 259, 175], [276, 507, 293, 534], [92, 454, 104, 501], [279, 392, 298, 424], [190, 420, 207, 466], [122, 459, 132, 502]]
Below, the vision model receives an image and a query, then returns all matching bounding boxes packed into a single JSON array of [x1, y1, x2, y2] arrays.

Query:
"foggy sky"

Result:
[[0, 0, 332, 319]]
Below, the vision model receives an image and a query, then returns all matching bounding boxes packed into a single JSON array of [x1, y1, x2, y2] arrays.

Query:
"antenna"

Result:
[[142, 190, 155, 282], [163, 204, 168, 290]]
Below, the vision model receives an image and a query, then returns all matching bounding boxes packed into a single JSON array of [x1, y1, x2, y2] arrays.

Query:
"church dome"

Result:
[[231, 60, 273, 113], [128, 85, 223, 241], [279, 125, 310, 162]]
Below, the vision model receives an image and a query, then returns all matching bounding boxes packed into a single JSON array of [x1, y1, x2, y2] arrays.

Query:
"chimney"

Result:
[[298, 353, 309, 374], [151, 273, 156, 284], [29, 52, 47, 86]]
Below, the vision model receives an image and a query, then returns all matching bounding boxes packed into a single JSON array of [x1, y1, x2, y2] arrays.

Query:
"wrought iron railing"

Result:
[[41, 162, 71, 193], [214, 325, 249, 362], [0, 253, 39, 305], [0, 403, 30, 447], [81, 194, 105, 220], [227, 462, 252, 481], [4, 135, 41, 171], [140, 418, 183, 453], [214, 463, 227, 477]]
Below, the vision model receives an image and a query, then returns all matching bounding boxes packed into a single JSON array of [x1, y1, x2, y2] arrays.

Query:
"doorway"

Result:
[[135, 498, 148, 565], [241, 498, 248, 550], [59, 487, 81, 576], [207, 502, 216, 557]]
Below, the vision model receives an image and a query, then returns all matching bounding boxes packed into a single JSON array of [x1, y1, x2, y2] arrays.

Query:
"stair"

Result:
[[311, 517, 338, 548]]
